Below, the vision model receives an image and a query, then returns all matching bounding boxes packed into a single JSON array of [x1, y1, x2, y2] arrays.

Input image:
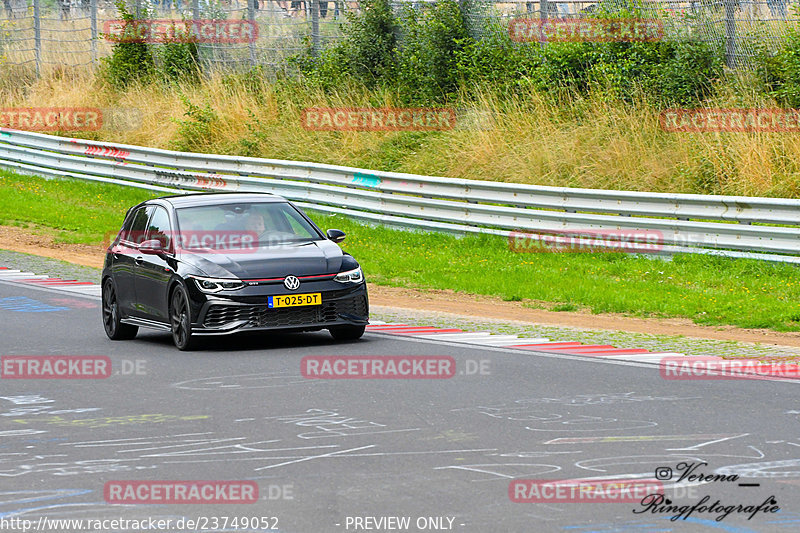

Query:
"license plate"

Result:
[[268, 293, 322, 308]]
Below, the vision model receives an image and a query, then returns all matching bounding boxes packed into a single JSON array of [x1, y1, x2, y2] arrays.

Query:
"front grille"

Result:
[[203, 295, 367, 329]]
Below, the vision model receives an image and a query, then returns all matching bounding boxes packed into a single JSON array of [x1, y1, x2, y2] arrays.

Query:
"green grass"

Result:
[[0, 171, 160, 243], [2, 171, 799, 331], [319, 214, 800, 332]]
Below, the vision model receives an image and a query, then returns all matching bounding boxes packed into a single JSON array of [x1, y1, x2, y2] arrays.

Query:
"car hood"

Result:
[[179, 240, 344, 279]]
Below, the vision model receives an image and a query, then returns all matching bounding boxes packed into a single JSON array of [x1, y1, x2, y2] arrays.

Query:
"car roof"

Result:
[[155, 192, 288, 208]]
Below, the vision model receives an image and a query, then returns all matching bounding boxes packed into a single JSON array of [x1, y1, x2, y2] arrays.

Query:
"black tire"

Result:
[[169, 285, 198, 351], [329, 324, 366, 341], [102, 279, 138, 340]]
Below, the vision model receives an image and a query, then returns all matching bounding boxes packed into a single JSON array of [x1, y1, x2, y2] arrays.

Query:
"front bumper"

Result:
[[189, 282, 368, 335]]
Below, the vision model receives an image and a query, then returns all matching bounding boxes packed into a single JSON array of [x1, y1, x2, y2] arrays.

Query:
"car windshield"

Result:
[[175, 201, 320, 250]]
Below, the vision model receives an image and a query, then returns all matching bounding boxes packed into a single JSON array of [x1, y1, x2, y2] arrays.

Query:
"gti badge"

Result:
[[284, 275, 300, 290]]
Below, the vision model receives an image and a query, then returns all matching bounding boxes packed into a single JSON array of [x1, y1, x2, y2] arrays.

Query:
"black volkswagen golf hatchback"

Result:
[[101, 193, 369, 350]]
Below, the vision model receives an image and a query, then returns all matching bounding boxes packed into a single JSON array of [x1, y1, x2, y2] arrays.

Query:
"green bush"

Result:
[[395, 0, 474, 103], [530, 8, 722, 105], [158, 23, 200, 84], [295, 0, 398, 88], [300, 1, 722, 106], [296, 0, 474, 102], [755, 29, 800, 107], [454, 23, 542, 95], [100, 1, 155, 88], [346, 0, 398, 84], [170, 95, 219, 152], [644, 39, 722, 106]]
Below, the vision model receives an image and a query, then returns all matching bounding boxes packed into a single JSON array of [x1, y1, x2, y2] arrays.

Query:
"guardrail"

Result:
[[1, 127, 799, 263]]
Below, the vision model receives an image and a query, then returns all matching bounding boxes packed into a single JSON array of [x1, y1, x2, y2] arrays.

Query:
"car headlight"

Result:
[[334, 267, 363, 284], [191, 276, 246, 293]]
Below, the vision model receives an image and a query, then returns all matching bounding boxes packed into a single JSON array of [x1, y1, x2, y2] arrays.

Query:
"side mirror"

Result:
[[139, 239, 165, 255], [326, 229, 346, 243]]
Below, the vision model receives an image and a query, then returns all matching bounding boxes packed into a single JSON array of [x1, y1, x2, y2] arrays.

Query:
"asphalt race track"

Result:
[[2, 278, 800, 533]]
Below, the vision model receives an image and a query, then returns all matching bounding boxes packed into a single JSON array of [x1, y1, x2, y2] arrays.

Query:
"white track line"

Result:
[[461, 337, 551, 346], [412, 332, 494, 340], [0, 273, 49, 279], [601, 354, 675, 362]]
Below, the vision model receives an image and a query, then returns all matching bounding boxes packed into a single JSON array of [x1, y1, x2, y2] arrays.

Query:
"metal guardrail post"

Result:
[[33, 0, 41, 77], [90, 0, 98, 67], [724, 0, 738, 68]]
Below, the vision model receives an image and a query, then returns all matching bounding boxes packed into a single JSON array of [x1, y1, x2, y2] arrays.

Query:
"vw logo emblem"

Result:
[[284, 275, 300, 290]]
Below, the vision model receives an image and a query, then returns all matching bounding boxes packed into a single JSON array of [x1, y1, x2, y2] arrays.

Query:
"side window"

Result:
[[124, 206, 153, 245], [116, 210, 135, 245], [262, 208, 286, 233], [146, 207, 172, 250], [284, 212, 314, 238], [279, 206, 316, 239]]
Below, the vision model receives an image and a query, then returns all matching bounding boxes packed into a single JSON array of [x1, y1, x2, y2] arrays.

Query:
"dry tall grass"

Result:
[[2, 71, 800, 198]]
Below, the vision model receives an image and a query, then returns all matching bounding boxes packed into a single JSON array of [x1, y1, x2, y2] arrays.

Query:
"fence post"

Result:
[[311, 0, 320, 57], [90, 0, 98, 67], [33, 0, 41, 77], [539, 0, 548, 48], [724, 0, 737, 68], [191, 0, 204, 73], [247, 0, 256, 66]]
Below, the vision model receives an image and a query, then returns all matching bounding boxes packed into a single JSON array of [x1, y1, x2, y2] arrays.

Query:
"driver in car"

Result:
[[245, 214, 266, 234]]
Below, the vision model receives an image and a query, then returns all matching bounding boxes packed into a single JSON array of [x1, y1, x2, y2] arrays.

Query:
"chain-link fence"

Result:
[[494, 0, 800, 67], [0, 0, 352, 76], [0, 0, 798, 77]]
